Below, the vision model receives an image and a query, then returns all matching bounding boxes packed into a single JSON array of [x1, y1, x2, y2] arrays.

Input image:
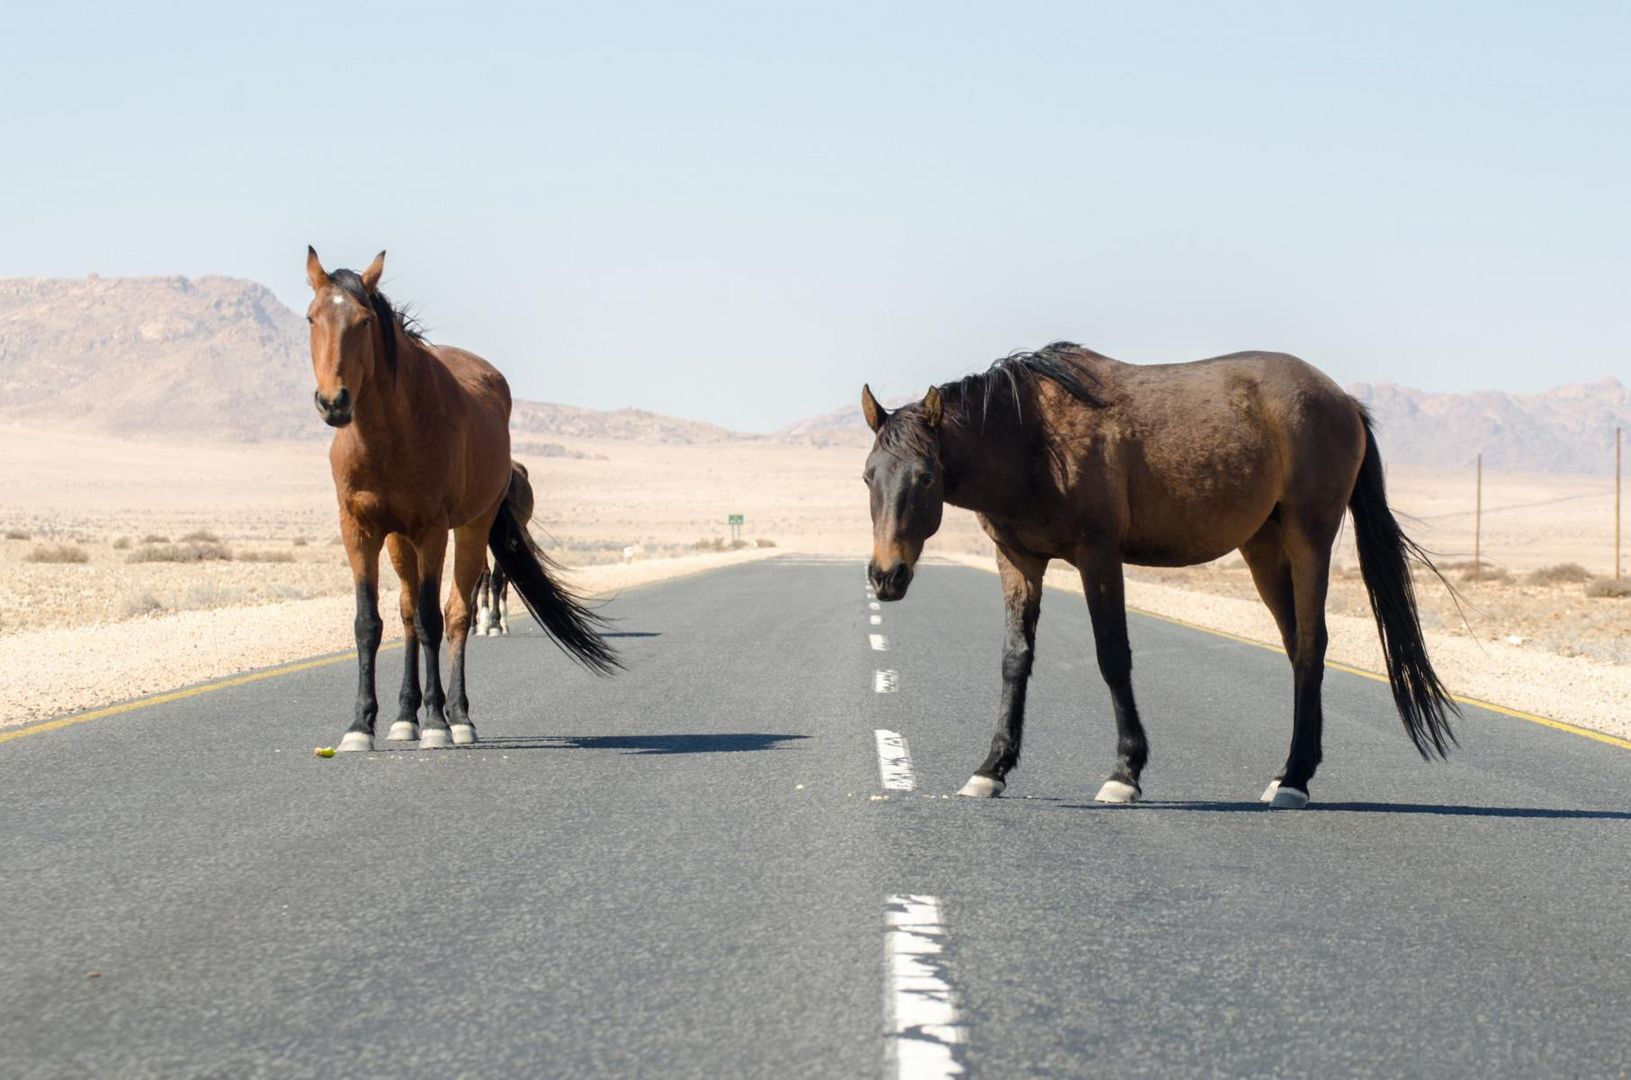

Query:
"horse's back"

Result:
[[432, 345, 513, 423], [1073, 350, 1364, 562]]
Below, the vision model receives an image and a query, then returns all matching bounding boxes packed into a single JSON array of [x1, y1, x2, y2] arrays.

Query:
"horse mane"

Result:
[[328, 268, 428, 376], [877, 342, 1105, 456]]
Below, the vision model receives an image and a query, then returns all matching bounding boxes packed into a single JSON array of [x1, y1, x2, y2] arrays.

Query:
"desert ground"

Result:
[[1, 423, 1625, 731]]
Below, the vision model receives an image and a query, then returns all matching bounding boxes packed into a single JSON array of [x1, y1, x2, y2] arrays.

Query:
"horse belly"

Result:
[[1121, 445, 1283, 566]]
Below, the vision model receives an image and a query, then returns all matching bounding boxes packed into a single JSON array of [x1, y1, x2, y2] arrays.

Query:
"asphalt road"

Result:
[[3, 557, 1629, 1079]]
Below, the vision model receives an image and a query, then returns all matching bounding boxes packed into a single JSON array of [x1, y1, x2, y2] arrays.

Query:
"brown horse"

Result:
[[860, 343, 1456, 809], [476, 463, 535, 636], [305, 248, 616, 752]]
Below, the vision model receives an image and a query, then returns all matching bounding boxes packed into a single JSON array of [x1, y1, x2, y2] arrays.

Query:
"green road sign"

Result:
[[728, 514, 744, 525]]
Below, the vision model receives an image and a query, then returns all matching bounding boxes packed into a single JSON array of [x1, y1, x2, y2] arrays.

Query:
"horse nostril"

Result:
[[886, 564, 910, 592], [333, 388, 351, 411]]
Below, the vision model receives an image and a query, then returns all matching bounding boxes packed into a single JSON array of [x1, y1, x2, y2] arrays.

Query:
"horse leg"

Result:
[[958, 544, 1045, 798], [412, 530, 454, 750], [475, 566, 494, 636], [384, 535, 423, 742], [493, 562, 510, 634], [1268, 515, 1339, 809], [1080, 557, 1148, 803], [445, 522, 489, 745], [336, 527, 385, 753], [1240, 523, 1298, 802]]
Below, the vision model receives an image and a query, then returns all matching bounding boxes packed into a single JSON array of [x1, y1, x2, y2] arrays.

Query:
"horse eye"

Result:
[[305, 315, 313, 324]]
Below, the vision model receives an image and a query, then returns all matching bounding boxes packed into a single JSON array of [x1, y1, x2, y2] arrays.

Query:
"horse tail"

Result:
[[1347, 405, 1458, 758], [486, 485, 620, 675]]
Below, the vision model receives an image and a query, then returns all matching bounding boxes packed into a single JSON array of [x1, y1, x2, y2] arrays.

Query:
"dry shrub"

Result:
[[184, 582, 247, 608], [292, 537, 310, 547], [1527, 562, 1594, 587], [236, 549, 295, 563], [25, 543, 90, 564], [754, 538, 778, 548], [141, 534, 170, 544], [1585, 577, 1631, 599], [127, 541, 233, 563], [112, 536, 132, 550], [4, 529, 30, 541], [119, 592, 166, 618], [1449, 561, 1506, 583], [179, 529, 222, 544]]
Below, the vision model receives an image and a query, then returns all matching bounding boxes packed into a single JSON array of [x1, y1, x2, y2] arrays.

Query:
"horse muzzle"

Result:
[[315, 388, 353, 428], [869, 561, 913, 601]]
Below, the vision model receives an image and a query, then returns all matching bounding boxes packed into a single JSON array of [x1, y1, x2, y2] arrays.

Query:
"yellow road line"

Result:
[[0, 642, 405, 747], [1121, 602, 1631, 752]]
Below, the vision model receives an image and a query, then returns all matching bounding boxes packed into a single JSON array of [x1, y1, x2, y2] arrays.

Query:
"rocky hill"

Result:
[[0, 275, 314, 440], [0, 275, 758, 446], [1348, 379, 1628, 474]]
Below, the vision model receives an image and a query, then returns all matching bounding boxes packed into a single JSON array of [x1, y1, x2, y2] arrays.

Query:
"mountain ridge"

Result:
[[2, 274, 1624, 472]]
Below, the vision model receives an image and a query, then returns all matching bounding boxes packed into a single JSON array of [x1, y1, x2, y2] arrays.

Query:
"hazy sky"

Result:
[[3, 2, 1626, 430]]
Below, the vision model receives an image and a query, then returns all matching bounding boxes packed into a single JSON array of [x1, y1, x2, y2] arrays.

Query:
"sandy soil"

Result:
[[1, 424, 1624, 733], [0, 549, 777, 729]]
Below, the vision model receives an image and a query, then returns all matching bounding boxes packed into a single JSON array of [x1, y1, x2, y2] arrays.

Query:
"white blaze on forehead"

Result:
[[331, 294, 347, 305]]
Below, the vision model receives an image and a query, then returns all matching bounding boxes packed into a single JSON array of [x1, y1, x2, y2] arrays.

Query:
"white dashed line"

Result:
[[869, 601, 881, 611], [884, 894, 966, 1078], [874, 669, 899, 693], [874, 729, 915, 790], [869, 634, 889, 652], [870, 614, 883, 625]]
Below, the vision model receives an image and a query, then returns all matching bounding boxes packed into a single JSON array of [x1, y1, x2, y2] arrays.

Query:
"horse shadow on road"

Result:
[[1057, 800, 1631, 820], [458, 733, 809, 755]]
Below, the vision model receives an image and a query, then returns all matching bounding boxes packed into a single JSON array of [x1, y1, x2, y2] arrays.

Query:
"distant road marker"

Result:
[[884, 894, 966, 1078], [870, 615, 883, 625], [874, 669, 899, 694], [870, 634, 889, 652]]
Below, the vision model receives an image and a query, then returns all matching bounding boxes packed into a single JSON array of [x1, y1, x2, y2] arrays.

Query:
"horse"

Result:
[[305, 247, 617, 752], [475, 463, 534, 637], [859, 342, 1456, 809], [475, 563, 511, 636]]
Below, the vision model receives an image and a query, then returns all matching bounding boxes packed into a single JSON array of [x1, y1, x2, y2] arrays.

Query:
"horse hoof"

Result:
[[1094, 779, 1140, 804], [451, 724, 477, 746], [419, 729, 453, 750], [386, 721, 419, 742], [336, 731, 373, 753], [957, 775, 1005, 798], [1269, 786, 1310, 810], [1260, 779, 1281, 803]]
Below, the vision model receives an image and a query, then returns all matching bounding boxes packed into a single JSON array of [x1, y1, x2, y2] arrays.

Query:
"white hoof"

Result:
[[486, 628, 501, 637], [1094, 779, 1140, 804], [336, 731, 373, 753], [386, 721, 419, 742], [1269, 786, 1310, 810], [450, 724, 477, 746], [419, 728, 453, 750], [1260, 779, 1281, 803], [957, 775, 1005, 798]]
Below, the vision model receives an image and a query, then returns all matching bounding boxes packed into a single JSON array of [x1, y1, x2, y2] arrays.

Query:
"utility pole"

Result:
[[1617, 427, 1622, 580], [1474, 453, 1483, 582]]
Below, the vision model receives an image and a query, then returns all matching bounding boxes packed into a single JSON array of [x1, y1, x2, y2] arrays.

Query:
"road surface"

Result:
[[3, 558, 1628, 1078]]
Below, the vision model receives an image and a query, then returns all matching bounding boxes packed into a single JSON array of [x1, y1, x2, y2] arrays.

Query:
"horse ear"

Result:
[[361, 250, 387, 293], [861, 384, 888, 433], [306, 246, 329, 290], [922, 386, 943, 429]]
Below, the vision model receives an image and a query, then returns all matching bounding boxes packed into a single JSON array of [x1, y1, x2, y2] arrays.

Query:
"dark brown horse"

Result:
[[305, 248, 616, 752], [860, 343, 1456, 808]]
